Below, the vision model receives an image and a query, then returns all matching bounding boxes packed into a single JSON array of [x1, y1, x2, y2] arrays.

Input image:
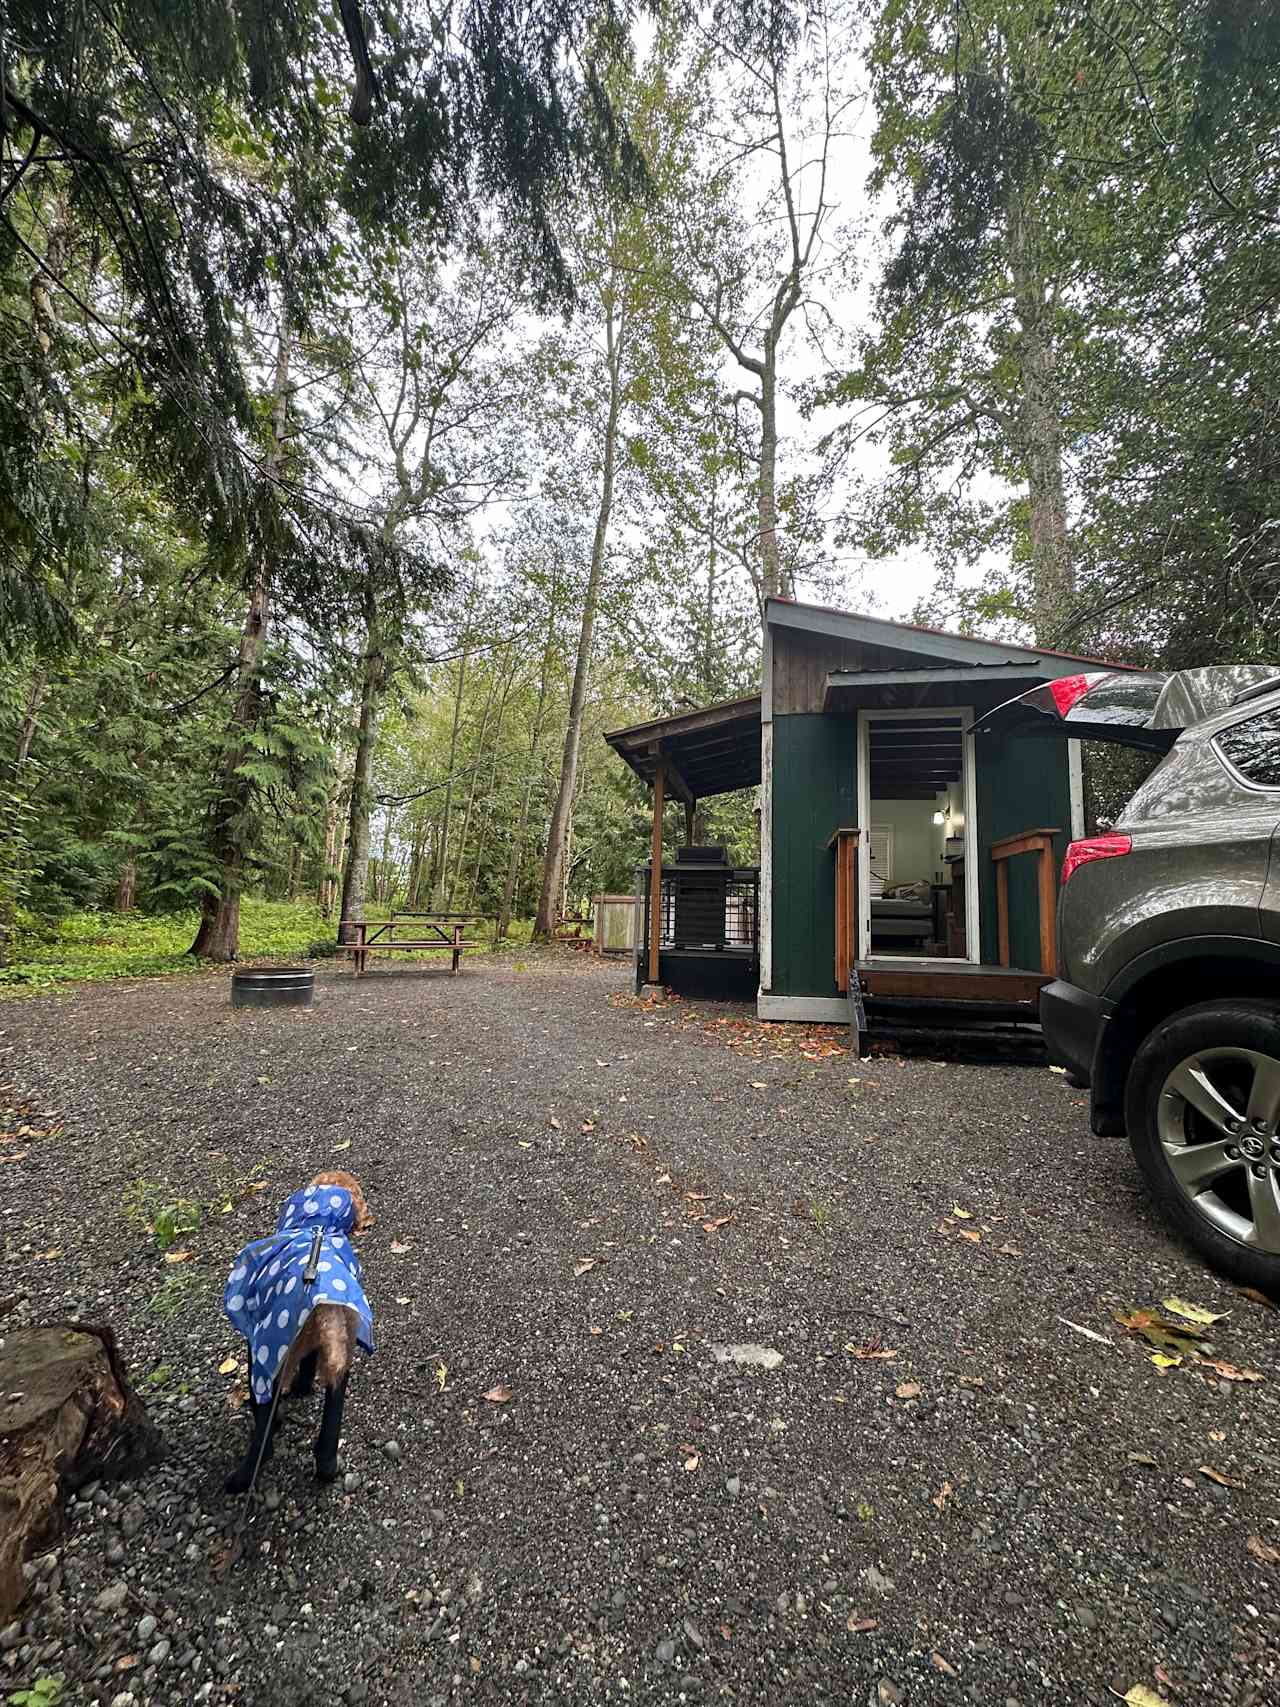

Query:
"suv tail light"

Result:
[[1048, 673, 1094, 716], [1061, 833, 1132, 885]]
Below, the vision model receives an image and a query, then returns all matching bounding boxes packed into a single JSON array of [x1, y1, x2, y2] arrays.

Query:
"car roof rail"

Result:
[[1230, 674, 1280, 707]]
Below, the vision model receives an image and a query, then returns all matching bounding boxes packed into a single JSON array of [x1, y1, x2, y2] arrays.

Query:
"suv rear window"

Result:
[[1215, 707, 1280, 788]]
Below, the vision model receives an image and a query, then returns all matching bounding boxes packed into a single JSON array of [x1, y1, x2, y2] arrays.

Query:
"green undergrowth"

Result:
[[0, 899, 332, 995], [0, 901, 535, 995]]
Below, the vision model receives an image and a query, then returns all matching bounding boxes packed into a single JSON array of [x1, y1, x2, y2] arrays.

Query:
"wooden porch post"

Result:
[[684, 798, 696, 846], [648, 760, 665, 984], [1037, 841, 1058, 976]]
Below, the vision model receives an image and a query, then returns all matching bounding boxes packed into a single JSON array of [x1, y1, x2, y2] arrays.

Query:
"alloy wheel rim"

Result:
[[1156, 1046, 1280, 1255]]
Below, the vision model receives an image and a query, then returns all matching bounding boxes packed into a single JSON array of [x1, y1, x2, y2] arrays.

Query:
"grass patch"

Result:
[[147, 1270, 205, 1318], [122, 1158, 269, 1252], [0, 899, 334, 996], [1, 902, 530, 995]]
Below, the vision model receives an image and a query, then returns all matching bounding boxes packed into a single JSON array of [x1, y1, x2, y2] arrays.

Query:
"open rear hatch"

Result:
[[975, 671, 1174, 751], [975, 665, 1280, 752]]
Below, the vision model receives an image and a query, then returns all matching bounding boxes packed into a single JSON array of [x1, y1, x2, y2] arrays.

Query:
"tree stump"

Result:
[[0, 1323, 163, 1617]]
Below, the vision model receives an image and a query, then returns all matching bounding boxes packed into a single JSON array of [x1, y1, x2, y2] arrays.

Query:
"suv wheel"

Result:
[[1125, 1000, 1280, 1293]]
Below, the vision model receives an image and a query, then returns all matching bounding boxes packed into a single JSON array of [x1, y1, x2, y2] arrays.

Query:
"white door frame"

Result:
[[855, 705, 980, 965]]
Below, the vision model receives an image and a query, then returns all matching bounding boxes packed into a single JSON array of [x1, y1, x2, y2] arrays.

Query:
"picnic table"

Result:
[[338, 913, 486, 977]]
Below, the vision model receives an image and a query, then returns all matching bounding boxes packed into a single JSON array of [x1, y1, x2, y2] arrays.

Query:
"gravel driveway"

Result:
[[1, 950, 1277, 1707]]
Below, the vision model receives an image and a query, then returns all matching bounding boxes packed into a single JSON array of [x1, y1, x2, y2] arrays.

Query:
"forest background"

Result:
[[2, 0, 1275, 985]]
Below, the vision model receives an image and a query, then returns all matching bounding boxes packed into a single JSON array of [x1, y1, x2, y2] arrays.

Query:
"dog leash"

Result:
[[218, 1225, 324, 1576]]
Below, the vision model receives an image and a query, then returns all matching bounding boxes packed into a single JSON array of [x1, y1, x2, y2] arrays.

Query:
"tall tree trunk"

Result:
[[1008, 192, 1071, 640], [469, 665, 517, 901], [534, 295, 625, 939], [447, 658, 500, 908], [498, 585, 559, 938], [190, 326, 291, 960], [114, 860, 137, 914], [757, 343, 785, 601], [15, 667, 47, 768], [433, 637, 470, 910], [337, 587, 385, 941]]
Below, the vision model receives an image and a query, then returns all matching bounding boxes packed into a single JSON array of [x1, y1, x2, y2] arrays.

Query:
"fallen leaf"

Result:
[[959, 1373, 984, 1388], [847, 1615, 878, 1633], [1162, 1296, 1228, 1326], [1208, 1429, 1225, 1442], [395, 1295, 410, 1305], [951, 1205, 972, 1220], [218, 1356, 239, 1376], [115, 1654, 139, 1672], [931, 1480, 953, 1511], [895, 1381, 921, 1400], [931, 1652, 957, 1676], [655, 1172, 672, 1185], [958, 1228, 981, 1244], [581, 1121, 595, 1133], [483, 1385, 512, 1403], [1237, 1284, 1277, 1310], [718, 1623, 732, 1640], [332, 1140, 351, 1152], [750, 1081, 768, 1089], [516, 1141, 532, 1149], [1115, 1309, 1207, 1355], [683, 1454, 699, 1471], [589, 1325, 602, 1336], [846, 1343, 897, 1361], [1150, 1352, 1182, 1369], [164, 1249, 194, 1264], [390, 1240, 412, 1254], [436, 1362, 448, 1392], [1246, 1533, 1280, 1564], [0, 1151, 28, 1162], [1198, 1464, 1244, 1488], [1197, 1358, 1263, 1383], [574, 1257, 597, 1277], [1119, 1686, 1170, 1707], [1049, 1065, 1067, 1075], [999, 1242, 1024, 1256], [548, 1116, 561, 1131], [702, 1215, 732, 1233], [1127, 1451, 1159, 1467]]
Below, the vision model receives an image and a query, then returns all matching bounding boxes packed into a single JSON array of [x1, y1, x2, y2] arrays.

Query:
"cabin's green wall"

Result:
[[974, 733, 1073, 969], [767, 713, 1073, 992], [768, 713, 856, 996]]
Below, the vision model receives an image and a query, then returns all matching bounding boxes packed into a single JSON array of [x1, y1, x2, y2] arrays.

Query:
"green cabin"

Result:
[[607, 598, 1119, 1032]]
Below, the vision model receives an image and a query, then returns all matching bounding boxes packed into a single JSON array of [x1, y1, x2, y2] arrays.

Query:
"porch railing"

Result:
[[989, 827, 1061, 975]]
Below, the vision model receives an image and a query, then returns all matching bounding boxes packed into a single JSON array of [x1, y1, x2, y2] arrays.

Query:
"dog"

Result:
[[222, 1170, 374, 1494]]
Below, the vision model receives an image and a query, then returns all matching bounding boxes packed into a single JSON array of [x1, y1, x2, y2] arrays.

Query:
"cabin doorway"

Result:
[[855, 707, 978, 963]]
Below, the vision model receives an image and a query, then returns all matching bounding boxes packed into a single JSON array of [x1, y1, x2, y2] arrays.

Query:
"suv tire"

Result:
[[1126, 999, 1280, 1294]]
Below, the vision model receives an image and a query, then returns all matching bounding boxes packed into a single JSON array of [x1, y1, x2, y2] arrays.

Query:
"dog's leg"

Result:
[[224, 1392, 278, 1496], [290, 1349, 318, 1398], [313, 1374, 349, 1482]]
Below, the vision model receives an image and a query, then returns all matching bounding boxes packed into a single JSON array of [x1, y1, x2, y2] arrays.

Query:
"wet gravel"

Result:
[[1, 950, 1277, 1705]]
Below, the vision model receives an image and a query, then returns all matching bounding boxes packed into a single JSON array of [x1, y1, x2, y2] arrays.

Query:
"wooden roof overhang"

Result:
[[604, 694, 762, 802]]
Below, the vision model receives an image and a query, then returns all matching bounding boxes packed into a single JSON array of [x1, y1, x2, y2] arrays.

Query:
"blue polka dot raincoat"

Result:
[[224, 1186, 374, 1403]]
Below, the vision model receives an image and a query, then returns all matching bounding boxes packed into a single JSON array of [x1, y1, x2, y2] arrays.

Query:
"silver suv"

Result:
[[981, 666, 1280, 1293]]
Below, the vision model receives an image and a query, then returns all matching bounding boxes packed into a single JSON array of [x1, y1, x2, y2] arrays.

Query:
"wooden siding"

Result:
[[975, 732, 1072, 969], [768, 714, 856, 996], [772, 628, 962, 714]]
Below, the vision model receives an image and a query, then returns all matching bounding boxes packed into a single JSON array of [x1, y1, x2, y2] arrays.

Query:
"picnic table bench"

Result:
[[339, 913, 487, 977]]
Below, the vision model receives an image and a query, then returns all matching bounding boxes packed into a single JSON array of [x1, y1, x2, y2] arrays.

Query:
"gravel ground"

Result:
[[1, 949, 1277, 1707]]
